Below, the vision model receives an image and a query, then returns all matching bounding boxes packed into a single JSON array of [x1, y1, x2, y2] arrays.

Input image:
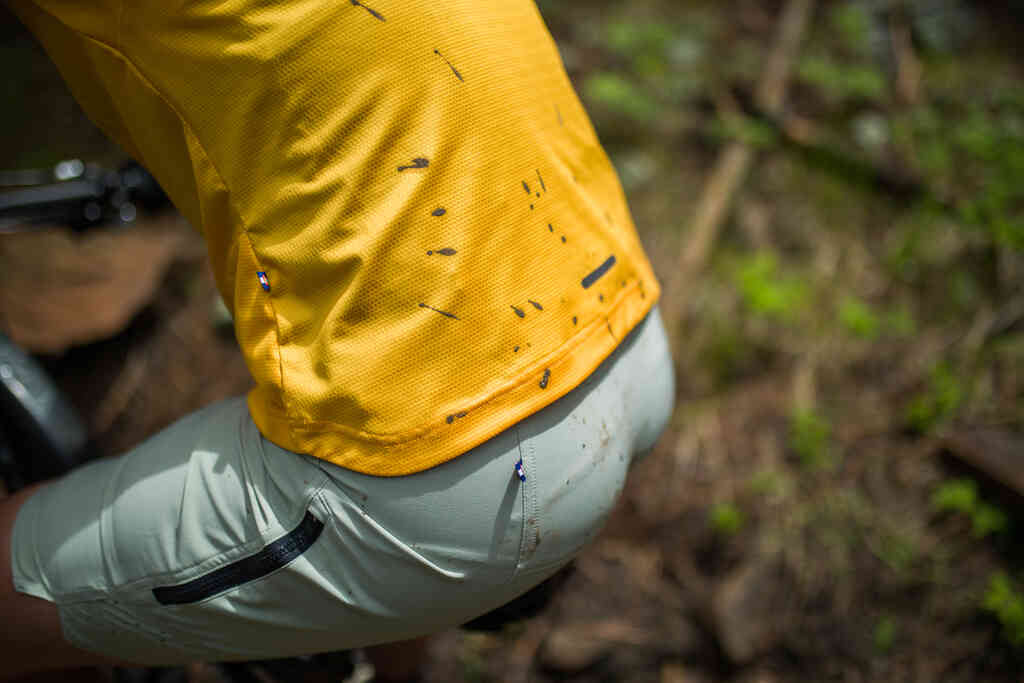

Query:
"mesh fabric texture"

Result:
[[12, 0, 660, 474]]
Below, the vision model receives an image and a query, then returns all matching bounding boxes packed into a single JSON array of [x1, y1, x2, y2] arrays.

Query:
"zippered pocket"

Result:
[[152, 510, 324, 606]]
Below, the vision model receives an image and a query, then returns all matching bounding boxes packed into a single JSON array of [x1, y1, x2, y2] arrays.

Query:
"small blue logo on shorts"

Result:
[[257, 271, 270, 292], [515, 458, 526, 482]]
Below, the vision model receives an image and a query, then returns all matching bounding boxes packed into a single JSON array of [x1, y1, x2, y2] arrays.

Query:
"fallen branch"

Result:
[[890, 9, 922, 105], [666, 0, 815, 305]]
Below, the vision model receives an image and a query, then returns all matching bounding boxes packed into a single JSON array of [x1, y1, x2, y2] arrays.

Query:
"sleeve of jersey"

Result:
[[9, 0, 290, 436]]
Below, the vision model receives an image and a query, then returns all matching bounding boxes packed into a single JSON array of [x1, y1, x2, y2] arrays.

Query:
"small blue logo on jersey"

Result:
[[257, 271, 270, 292]]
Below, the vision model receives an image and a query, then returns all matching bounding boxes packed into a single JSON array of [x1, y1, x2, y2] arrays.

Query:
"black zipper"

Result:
[[152, 510, 324, 606]]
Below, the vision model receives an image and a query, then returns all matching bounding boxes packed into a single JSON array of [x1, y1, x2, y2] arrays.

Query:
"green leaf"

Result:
[[831, 4, 872, 53], [839, 295, 881, 340], [931, 478, 977, 515], [983, 573, 1024, 647], [790, 409, 831, 467], [733, 251, 807, 320], [709, 502, 745, 536], [582, 72, 659, 123], [905, 363, 963, 433], [873, 616, 897, 654], [972, 503, 1009, 539], [605, 20, 674, 56], [797, 56, 887, 102], [708, 115, 779, 148]]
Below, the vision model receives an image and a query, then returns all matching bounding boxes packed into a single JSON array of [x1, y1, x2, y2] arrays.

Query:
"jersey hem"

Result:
[[248, 277, 658, 476]]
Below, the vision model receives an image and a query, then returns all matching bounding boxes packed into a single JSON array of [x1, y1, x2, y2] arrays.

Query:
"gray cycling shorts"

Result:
[[10, 307, 673, 665]]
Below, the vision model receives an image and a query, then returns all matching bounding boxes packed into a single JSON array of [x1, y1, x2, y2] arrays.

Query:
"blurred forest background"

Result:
[[2, 0, 1024, 681]]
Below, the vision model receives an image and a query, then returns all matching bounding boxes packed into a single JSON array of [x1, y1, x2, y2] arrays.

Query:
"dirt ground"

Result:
[[3, 1, 1024, 681]]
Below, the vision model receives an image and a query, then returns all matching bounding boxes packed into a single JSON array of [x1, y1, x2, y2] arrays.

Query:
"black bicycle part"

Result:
[[0, 332, 89, 489], [0, 160, 168, 232]]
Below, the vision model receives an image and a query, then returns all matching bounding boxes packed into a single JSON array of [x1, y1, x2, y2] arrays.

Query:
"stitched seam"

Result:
[[516, 435, 540, 574], [237, 229, 293, 437], [29, 18, 294, 432], [512, 424, 527, 580], [527, 439, 539, 566], [284, 281, 649, 444]]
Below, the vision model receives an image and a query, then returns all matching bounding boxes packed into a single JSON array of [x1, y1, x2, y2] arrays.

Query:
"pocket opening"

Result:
[[152, 510, 324, 606]]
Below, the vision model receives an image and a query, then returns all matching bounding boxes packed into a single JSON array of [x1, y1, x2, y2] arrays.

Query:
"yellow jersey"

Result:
[[12, 0, 660, 475]]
